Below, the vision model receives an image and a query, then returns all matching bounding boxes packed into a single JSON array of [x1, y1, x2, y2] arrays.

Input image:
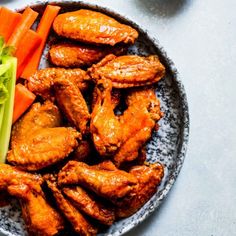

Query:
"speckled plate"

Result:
[[0, 1, 189, 236]]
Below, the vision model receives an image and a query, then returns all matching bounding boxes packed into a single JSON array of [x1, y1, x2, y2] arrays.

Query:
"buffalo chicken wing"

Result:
[[27, 68, 90, 100], [0, 164, 43, 191], [63, 186, 115, 225], [88, 54, 165, 88], [46, 176, 97, 236], [90, 79, 123, 156], [113, 87, 162, 166], [58, 161, 138, 204], [8, 127, 80, 171], [53, 9, 138, 46], [9, 183, 64, 236], [54, 77, 90, 134], [8, 100, 80, 171], [90, 79, 162, 166], [10, 101, 62, 149], [116, 163, 164, 218], [49, 42, 126, 68]]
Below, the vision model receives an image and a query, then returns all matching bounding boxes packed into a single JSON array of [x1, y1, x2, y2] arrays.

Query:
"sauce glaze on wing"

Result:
[[27, 68, 90, 100], [49, 42, 127, 68], [88, 54, 165, 88], [53, 9, 138, 46]]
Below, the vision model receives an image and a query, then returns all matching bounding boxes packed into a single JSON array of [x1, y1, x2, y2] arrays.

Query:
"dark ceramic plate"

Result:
[[0, 1, 189, 236]]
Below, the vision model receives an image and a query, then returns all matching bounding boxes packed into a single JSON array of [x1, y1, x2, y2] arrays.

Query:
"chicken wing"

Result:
[[53, 9, 138, 46], [11, 101, 62, 149], [54, 77, 90, 134], [8, 183, 64, 236], [0, 164, 43, 191], [63, 186, 115, 225], [90, 79, 123, 156], [27, 68, 90, 100], [46, 176, 97, 236], [58, 161, 138, 204], [90, 79, 162, 166], [113, 88, 162, 166], [7, 127, 80, 171], [49, 42, 127, 68], [63, 160, 117, 225], [88, 54, 165, 88], [116, 162, 164, 218]]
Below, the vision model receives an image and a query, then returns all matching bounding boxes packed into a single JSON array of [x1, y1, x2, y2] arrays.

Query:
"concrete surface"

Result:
[[1, 0, 236, 236]]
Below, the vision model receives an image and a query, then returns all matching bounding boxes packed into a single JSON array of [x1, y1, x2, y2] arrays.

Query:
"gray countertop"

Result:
[[1, 0, 236, 235]]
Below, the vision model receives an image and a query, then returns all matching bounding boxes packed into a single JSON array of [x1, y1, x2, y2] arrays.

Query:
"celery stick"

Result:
[[0, 56, 16, 163], [0, 61, 11, 128], [0, 103, 5, 129], [0, 63, 11, 76], [0, 62, 12, 105]]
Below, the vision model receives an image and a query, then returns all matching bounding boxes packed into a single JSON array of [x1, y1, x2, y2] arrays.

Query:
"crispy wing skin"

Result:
[[11, 101, 62, 149], [93, 160, 118, 171], [61, 161, 116, 225], [8, 101, 77, 171], [0, 164, 43, 191], [7, 127, 80, 171], [91, 82, 121, 112], [113, 88, 162, 166], [49, 42, 127, 68], [135, 146, 147, 165], [90, 79, 162, 166], [27, 68, 90, 100], [54, 77, 90, 134], [53, 9, 138, 46], [90, 79, 123, 156], [8, 183, 64, 236], [116, 163, 164, 218], [88, 54, 165, 88], [71, 140, 93, 163], [46, 177, 97, 236], [58, 161, 138, 204], [113, 133, 148, 167], [124, 88, 163, 122], [121, 146, 147, 170], [63, 186, 115, 225]]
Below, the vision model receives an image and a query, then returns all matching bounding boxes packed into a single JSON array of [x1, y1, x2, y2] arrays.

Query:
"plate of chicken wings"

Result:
[[0, 1, 189, 236]]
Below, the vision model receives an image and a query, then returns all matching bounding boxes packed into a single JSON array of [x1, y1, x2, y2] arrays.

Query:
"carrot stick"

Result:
[[21, 5, 61, 79], [0, 7, 22, 42], [12, 83, 36, 123], [15, 30, 42, 79], [7, 7, 38, 49]]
